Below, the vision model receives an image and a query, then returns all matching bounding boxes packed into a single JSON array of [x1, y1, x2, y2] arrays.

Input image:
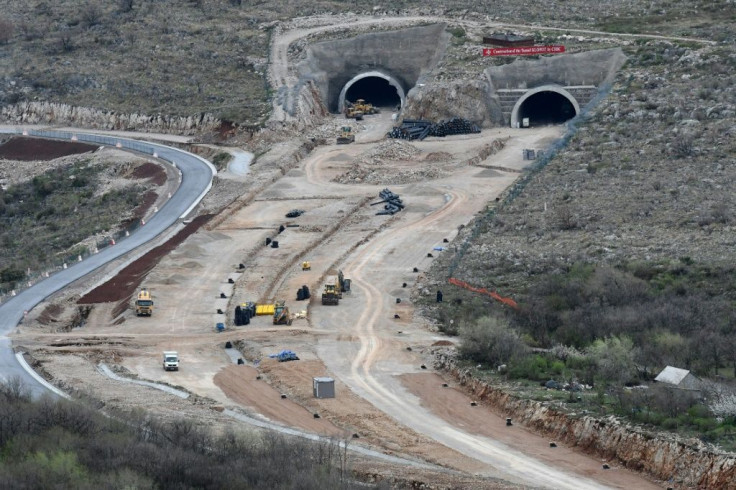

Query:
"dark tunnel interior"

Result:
[[518, 91, 577, 127], [344, 77, 401, 109]]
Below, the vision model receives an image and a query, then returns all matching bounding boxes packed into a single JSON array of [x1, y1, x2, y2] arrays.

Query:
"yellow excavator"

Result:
[[336, 126, 355, 144]]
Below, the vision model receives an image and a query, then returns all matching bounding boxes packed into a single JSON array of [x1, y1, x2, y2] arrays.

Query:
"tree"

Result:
[[118, 0, 134, 13], [0, 18, 13, 44], [81, 2, 103, 28], [586, 336, 637, 386], [459, 315, 527, 366]]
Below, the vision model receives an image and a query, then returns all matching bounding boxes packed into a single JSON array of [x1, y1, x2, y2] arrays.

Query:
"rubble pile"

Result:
[[354, 139, 420, 165]]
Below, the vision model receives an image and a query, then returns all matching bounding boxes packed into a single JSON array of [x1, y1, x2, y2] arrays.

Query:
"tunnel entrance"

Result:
[[344, 77, 401, 109], [518, 91, 576, 126], [337, 71, 406, 114], [510, 86, 580, 128]]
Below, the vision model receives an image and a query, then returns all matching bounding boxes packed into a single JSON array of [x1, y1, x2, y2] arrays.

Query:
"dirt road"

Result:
[[307, 128, 660, 488]]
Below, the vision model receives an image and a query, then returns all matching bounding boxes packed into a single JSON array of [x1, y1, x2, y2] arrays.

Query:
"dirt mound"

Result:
[[77, 214, 213, 305], [432, 340, 454, 346], [130, 162, 167, 186], [425, 151, 452, 162], [355, 139, 420, 165], [0, 136, 97, 161]]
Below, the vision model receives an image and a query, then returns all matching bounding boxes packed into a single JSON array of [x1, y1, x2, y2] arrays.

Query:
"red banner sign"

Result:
[[483, 45, 565, 56]]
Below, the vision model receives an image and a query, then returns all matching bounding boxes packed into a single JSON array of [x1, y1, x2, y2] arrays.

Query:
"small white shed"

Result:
[[654, 366, 702, 391]]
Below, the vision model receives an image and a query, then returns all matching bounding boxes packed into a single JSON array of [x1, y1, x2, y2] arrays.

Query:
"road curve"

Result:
[[0, 128, 215, 397]]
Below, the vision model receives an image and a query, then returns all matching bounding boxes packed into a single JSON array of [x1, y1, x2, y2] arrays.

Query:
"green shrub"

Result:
[[661, 418, 679, 430]]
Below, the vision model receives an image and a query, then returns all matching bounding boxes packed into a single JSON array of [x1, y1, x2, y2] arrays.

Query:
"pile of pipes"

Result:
[[372, 188, 405, 215], [387, 118, 481, 141], [431, 117, 481, 137]]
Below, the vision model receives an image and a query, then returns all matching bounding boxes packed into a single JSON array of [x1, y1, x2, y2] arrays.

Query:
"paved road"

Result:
[[0, 128, 215, 397]]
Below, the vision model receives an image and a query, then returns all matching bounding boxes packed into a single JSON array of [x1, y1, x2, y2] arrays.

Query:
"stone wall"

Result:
[[434, 350, 736, 488], [1, 101, 220, 135]]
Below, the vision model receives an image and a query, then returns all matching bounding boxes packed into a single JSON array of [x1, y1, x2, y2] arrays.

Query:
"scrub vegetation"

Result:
[[0, 379, 359, 490], [0, 158, 146, 293]]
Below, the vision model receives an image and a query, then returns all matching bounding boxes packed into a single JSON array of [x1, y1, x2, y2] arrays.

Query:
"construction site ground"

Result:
[[15, 114, 661, 488]]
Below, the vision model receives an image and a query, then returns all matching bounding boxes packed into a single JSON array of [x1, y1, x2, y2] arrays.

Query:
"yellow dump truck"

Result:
[[135, 288, 154, 316]]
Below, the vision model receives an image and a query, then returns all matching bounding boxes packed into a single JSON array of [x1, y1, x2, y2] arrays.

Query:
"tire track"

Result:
[[335, 189, 614, 489]]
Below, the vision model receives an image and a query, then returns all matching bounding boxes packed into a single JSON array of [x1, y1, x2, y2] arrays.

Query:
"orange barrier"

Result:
[[448, 277, 519, 310]]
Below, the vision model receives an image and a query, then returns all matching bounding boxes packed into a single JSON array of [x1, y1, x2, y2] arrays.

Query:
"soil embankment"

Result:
[[434, 352, 736, 488], [77, 214, 213, 305], [0, 136, 97, 160]]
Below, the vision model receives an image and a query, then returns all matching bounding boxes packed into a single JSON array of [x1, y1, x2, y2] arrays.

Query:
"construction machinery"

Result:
[[336, 126, 355, 144], [353, 99, 379, 115], [135, 288, 154, 316], [163, 351, 179, 371], [321, 270, 351, 305], [273, 300, 292, 325], [344, 103, 364, 120], [302, 261, 311, 271]]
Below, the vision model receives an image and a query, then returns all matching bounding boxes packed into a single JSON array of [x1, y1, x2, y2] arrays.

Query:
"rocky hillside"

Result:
[[0, 1, 732, 126], [435, 40, 736, 295]]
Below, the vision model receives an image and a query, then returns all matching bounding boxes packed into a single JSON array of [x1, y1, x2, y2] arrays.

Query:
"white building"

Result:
[[654, 366, 702, 391]]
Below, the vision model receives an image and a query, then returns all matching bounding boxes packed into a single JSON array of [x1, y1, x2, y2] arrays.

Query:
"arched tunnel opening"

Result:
[[518, 91, 577, 127], [344, 77, 402, 110]]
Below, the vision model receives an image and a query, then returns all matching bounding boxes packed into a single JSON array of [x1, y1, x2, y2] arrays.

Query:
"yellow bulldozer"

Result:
[[336, 126, 355, 145], [321, 270, 351, 306]]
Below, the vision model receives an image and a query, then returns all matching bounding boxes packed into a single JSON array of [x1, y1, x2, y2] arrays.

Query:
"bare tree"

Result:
[[119, 0, 134, 13], [555, 203, 578, 230], [81, 2, 103, 28], [0, 17, 14, 44]]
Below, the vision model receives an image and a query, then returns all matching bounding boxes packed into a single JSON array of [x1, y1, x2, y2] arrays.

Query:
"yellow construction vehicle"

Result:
[[135, 288, 154, 316], [344, 102, 364, 120], [321, 270, 351, 306], [322, 277, 340, 305], [336, 126, 355, 145], [273, 300, 292, 325], [302, 261, 311, 271], [353, 99, 378, 115]]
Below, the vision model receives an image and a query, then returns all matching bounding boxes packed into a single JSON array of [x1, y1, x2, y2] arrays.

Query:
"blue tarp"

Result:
[[269, 349, 296, 358]]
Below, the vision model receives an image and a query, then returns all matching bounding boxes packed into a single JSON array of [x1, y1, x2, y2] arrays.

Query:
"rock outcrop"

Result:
[[434, 350, 736, 488], [1, 102, 220, 135], [402, 79, 503, 127]]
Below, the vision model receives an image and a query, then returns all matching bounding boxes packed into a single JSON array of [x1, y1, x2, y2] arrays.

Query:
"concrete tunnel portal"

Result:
[[510, 85, 580, 128], [339, 71, 405, 113]]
